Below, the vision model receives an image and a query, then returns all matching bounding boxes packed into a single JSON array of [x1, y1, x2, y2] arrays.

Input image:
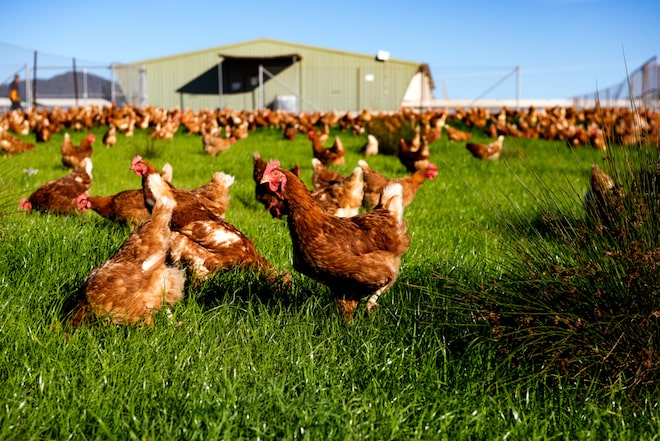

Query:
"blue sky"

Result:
[[1, 0, 657, 100]]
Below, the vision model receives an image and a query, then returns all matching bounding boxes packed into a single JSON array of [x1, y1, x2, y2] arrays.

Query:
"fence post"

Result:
[[32, 52, 37, 109], [72, 58, 79, 107], [516, 66, 521, 111], [139, 66, 147, 107]]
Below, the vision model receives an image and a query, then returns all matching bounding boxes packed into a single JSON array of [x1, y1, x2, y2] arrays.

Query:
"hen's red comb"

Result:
[[131, 155, 142, 167]]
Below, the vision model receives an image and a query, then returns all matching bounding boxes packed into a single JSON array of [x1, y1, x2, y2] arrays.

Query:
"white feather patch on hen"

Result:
[[381, 183, 404, 225], [142, 251, 165, 272], [348, 167, 364, 200], [214, 172, 235, 187], [208, 228, 241, 246], [334, 207, 360, 218]]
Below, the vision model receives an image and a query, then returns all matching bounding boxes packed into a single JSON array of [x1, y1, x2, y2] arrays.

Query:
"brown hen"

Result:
[[79, 164, 173, 227], [465, 135, 504, 160], [311, 157, 345, 190], [584, 163, 623, 223], [61, 133, 94, 168], [360, 160, 438, 209], [443, 123, 473, 142], [309, 130, 345, 166], [311, 166, 364, 218], [203, 132, 236, 157], [398, 136, 430, 173], [102, 122, 117, 147], [19, 158, 93, 215], [260, 160, 410, 322], [0, 126, 35, 156]]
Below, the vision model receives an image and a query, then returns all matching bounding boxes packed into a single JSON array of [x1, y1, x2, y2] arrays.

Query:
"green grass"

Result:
[[1, 123, 658, 440]]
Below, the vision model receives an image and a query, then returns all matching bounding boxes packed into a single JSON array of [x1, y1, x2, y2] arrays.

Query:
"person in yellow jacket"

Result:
[[8, 74, 22, 111]]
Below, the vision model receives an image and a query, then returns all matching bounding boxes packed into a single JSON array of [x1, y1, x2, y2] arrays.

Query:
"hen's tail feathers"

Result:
[[380, 183, 404, 225], [67, 300, 94, 329], [213, 171, 235, 188], [161, 163, 173, 183], [348, 166, 364, 181], [80, 157, 93, 178]]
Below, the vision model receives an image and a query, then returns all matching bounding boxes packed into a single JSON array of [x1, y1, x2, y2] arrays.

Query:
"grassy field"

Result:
[[0, 123, 658, 439]]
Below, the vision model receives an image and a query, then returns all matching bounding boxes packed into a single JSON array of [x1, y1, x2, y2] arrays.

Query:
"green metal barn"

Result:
[[112, 38, 435, 112]]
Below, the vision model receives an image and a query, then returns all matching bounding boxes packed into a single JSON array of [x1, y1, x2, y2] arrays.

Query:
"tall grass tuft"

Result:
[[0, 163, 14, 219], [469, 134, 660, 395]]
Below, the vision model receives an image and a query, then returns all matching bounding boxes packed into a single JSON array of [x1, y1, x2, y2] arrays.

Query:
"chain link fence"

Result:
[[0, 43, 125, 111], [572, 56, 659, 110]]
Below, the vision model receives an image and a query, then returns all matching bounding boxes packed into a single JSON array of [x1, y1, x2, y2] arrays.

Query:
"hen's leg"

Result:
[[366, 285, 389, 314]]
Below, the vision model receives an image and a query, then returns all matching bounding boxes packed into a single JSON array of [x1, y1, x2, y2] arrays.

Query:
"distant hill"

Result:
[[0, 71, 126, 103]]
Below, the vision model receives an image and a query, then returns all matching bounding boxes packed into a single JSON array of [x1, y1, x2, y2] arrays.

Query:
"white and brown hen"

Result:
[[71, 171, 185, 326], [466, 135, 504, 160], [311, 157, 345, 190], [61, 133, 95, 169], [309, 130, 345, 166], [189, 171, 235, 219], [131, 156, 285, 283], [311, 166, 365, 218], [361, 134, 379, 156], [360, 160, 438, 209]]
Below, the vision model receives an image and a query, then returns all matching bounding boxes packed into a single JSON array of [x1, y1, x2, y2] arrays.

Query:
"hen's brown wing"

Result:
[[86, 189, 150, 226], [169, 217, 276, 280], [190, 172, 234, 219], [311, 158, 344, 189], [311, 166, 364, 217], [288, 207, 408, 276]]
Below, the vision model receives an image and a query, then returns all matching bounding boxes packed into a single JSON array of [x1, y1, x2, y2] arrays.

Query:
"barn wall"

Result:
[[113, 38, 430, 112]]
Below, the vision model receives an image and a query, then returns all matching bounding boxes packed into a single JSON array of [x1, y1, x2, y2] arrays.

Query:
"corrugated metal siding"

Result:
[[113, 38, 424, 112]]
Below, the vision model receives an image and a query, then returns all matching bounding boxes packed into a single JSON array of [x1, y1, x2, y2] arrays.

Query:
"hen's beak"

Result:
[[260, 175, 271, 185]]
